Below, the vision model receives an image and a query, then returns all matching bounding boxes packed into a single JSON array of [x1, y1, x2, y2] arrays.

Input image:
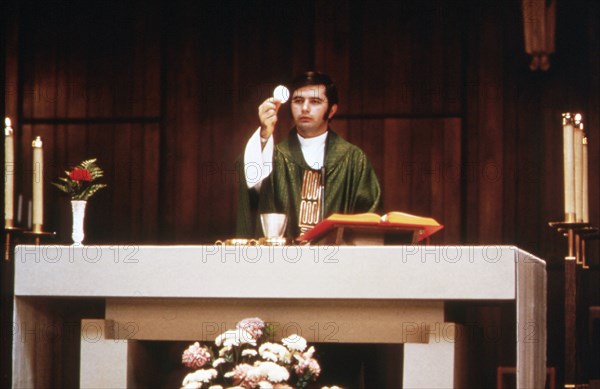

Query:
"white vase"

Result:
[[71, 200, 87, 245]]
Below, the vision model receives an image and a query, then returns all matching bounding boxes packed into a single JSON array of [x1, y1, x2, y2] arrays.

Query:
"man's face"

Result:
[[291, 84, 337, 138]]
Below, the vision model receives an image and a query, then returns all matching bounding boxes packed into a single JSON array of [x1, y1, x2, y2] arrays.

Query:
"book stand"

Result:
[[308, 223, 424, 245]]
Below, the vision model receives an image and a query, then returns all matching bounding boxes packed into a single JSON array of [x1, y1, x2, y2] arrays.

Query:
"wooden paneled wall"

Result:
[[6, 0, 599, 242], [3, 0, 600, 386]]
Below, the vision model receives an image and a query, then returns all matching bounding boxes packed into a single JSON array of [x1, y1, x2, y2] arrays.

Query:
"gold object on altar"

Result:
[[257, 237, 287, 246], [213, 237, 289, 246], [214, 238, 258, 246]]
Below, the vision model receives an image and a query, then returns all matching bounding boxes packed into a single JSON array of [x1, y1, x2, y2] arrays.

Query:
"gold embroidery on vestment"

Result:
[[299, 170, 323, 233]]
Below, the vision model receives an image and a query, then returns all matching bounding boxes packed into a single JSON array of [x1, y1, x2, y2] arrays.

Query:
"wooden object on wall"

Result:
[[522, 0, 556, 71]]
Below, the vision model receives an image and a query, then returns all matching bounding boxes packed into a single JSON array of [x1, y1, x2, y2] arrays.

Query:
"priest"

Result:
[[237, 71, 381, 238]]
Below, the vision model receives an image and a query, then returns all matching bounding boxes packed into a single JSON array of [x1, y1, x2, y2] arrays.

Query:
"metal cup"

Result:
[[260, 213, 287, 238]]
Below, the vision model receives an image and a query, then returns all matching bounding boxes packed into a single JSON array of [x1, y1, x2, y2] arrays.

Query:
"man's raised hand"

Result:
[[258, 98, 282, 140]]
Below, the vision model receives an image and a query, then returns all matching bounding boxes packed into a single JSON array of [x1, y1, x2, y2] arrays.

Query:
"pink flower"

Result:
[[69, 168, 92, 182], [236, 317, 265, 340], [228, 363, 259, 388], [294, 357, 321, 378], [293, 347, 321, 379], [182, 342, 212, 369]]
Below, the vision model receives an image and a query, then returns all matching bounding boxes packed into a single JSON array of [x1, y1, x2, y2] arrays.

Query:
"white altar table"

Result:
[[12, 245, 546, 388]]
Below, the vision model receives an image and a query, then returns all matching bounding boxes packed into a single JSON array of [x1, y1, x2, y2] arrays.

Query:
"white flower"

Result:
[[219, 345, 232, 356], [212, 358, 226, 368], [257, 381, 274, 389], [304, 346, 315, 358], [261, 351, 277, 362], [282, 334, 307, 352], [254, 361, 290, 382], [182, 382, 202, 389], [227, 363, 254, 384], [215, 329, 256, 347], [181, 369, 218, 388], [258, 343, 291, 363], [208, 386, 223, 389], [241, 349, 258, 357]]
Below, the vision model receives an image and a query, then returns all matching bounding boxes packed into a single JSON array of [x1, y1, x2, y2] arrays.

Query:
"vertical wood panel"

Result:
[[464, 1, 506, 244], [442, 119, 462, 243], [354, 1, 386, 115], [314, 1, 351, 112], [111, 123, 133, 240], [129, 125, 145, 239], [383, 1, 413, 114], [4, 0, 19, 119], [477, 2, 504, 243], [383, 118, 461, 244], [142, 124, 160, 239]]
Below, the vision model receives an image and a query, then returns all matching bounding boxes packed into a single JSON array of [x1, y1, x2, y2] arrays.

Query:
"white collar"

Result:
[[297, 131, 328, 148], [296, 131, 327, 169]]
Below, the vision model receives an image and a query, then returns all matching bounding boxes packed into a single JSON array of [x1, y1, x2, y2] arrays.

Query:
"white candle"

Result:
[[562, 113, 575, 221], [573, 115, 583, 222], [32, 136, 44, 230], [5, 118, 15, 227], [582, 136, 589, 223]]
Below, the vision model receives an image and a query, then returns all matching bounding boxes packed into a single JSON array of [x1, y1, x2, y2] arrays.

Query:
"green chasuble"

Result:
[[237, 128, 381, 238]]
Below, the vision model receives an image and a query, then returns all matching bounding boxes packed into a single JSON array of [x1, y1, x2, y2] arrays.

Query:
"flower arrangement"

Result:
[[180, 317, 341, 389], [52, 158, 107, 201]]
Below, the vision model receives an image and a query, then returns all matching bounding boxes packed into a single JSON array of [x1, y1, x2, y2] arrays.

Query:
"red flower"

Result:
[[69, 168, 92, 182]]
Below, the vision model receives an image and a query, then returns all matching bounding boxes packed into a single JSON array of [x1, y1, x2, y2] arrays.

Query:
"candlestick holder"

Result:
[[3, 225, 24, 261], [549, 220, 598, 389], [548, 221, 594, 267], [577, 226, 599, 269], [22, 227, 56, 246]]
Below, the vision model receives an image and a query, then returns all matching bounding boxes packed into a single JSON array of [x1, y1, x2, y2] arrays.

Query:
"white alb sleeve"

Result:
[[243, 128, 274, 190]]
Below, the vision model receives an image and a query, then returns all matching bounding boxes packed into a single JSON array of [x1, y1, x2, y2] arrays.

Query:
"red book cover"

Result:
[[297, 212, 444, 243]]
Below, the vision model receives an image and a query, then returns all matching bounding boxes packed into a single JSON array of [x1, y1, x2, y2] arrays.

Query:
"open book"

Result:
[[297, 211, 444, 243]]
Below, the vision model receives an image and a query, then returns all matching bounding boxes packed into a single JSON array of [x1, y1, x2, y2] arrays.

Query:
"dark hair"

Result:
[[290, 72, 338, 106], [290, 71, 339, 114]]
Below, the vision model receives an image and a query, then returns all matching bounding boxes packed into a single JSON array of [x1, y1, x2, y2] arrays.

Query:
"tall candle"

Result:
[[5, 118, 14, 227], [573, 114, 583, 222], [32, 136, 44, 232], [582, 136, 589, 223], [562, 113, 575, 221]]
